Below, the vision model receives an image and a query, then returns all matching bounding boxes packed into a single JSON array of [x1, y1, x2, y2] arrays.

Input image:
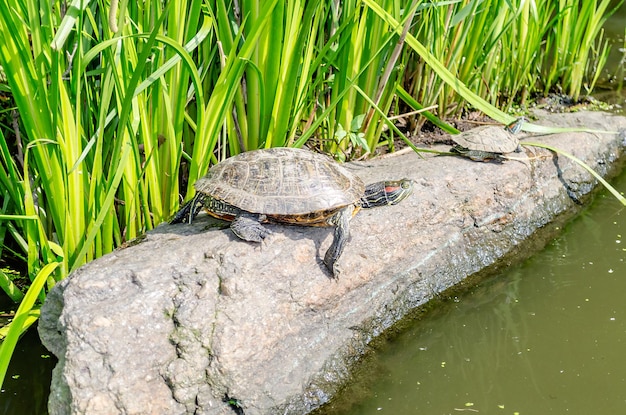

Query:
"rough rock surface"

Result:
[[39, 111, 626, 415]]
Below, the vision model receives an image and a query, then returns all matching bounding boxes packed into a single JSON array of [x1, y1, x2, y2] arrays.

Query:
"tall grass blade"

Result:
[[363, 0, 511, 123]]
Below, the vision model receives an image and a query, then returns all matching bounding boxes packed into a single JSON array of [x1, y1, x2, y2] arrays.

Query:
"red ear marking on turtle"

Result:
[[385, 185, 401, 193]]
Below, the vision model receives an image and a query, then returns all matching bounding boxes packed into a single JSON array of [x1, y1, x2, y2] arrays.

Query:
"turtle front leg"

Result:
[[323, 205, 355, 278], [230, 213, 272, 242]]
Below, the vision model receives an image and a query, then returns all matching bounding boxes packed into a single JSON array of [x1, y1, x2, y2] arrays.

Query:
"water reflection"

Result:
[[320, 171, 626, 414], [0, 326, 55, 415]]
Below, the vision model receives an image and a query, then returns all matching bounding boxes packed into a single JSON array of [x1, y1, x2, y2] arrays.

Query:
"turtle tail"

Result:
[[170, 194, 204, 224]]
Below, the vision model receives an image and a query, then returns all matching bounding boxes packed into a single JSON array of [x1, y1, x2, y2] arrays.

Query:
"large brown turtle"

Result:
[[171, 147, 413, 277]]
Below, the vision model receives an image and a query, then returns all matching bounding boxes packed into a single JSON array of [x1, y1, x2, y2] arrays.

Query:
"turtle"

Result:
[[170, 147, 414, 277], [450, 117, 525, 161]]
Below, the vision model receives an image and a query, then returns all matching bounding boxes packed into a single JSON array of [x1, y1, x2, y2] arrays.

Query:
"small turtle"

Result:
[[171, 147, 413, 277], [451, 117, 525, 162]]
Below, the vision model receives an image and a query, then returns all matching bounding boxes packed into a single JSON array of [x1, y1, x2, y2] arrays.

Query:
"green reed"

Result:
[[0, 0, 213, 386], [398, 0, 617, 118], [544, 0, 616, 100]]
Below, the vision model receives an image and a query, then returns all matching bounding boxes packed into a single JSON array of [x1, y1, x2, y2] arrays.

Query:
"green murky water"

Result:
[[0, 325, 55, 415], [319, 159, 626, 415]]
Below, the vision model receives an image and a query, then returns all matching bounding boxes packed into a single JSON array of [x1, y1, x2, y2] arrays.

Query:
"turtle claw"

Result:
[[330, 264, 341, 280], [320, 257, 340, 280]]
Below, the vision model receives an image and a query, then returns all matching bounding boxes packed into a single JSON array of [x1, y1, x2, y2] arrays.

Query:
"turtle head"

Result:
[[382, 178, 414, 205], [504, 116, 526, 134], [360, 178, 414, 208]]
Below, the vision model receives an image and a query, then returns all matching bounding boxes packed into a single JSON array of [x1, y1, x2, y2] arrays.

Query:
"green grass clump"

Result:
[[400, 0, 618, 119]]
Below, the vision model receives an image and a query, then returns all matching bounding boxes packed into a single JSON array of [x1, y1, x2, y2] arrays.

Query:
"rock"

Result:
[[39, 112, 626, 414]]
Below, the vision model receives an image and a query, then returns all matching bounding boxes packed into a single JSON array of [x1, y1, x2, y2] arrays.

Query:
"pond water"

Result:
[[604, 0, 626, 77], [316, 165, 626, 415], [0, 324, 55, 415]]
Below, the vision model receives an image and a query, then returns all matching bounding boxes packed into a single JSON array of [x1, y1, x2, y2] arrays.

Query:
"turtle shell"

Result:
[[194, 147, 365, 217], [451, 125, 520, 153]]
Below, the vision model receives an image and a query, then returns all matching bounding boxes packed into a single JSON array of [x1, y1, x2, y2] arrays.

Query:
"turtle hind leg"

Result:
[[170, 194, 205, 224], [230, 213, 272, 242], [323, 205, 355, 278]]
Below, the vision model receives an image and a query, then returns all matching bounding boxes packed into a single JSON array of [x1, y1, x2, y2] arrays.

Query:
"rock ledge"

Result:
[[39, 112, 626, 414]]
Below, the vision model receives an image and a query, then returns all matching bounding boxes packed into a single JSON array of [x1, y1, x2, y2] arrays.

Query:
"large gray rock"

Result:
[[39, 111, 626, 414]]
